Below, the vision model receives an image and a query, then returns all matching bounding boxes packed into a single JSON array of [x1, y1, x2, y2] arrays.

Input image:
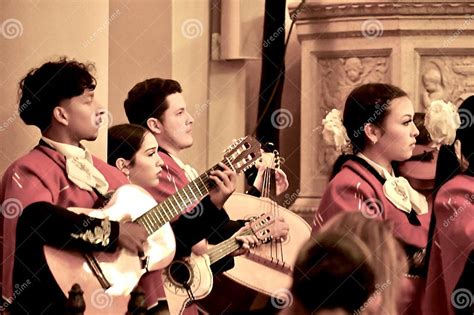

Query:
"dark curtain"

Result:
[[256, 0, 286, 149]]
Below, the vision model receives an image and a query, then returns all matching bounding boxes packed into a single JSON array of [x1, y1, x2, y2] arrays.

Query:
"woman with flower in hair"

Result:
[[313, 83, 430, 314], [423, 96, 474, 315]]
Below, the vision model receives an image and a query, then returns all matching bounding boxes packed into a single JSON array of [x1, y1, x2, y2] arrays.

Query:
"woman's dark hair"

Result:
[[344, 83, 408, 153], [124, 78, 182, 128], [413, 112, 431, 145], [107, 124, 150, 166], [331, 83, 408, 178], [434, 96, 474, 189], [19, 57, 96, 131], [292, 232, 375, 313]]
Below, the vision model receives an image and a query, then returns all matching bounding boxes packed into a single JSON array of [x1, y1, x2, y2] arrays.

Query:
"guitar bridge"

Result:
[[83, 253, 111, 290]]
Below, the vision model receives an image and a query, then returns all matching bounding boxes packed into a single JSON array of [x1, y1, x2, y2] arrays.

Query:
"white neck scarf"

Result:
[[169, 153, 199, 182], [42, 137, 109, 196], [357, 153, 428, 215]]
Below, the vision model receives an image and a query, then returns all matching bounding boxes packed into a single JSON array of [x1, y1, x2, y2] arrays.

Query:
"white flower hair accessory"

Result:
[[322, 109, 352, 154], [424, 100, 461, 147]]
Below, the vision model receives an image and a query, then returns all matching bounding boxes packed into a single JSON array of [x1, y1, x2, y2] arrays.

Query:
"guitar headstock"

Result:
[[247, 213, 277, 243], [256, 150, 285, 170], [223, 136, 262, 174]]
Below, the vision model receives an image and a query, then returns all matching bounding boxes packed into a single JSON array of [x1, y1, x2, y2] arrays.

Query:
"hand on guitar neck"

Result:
[[189, 216, 290, 258], [231, 216, 290, 256], [253, 151, 289, 197], [209, 162, 237, 209]]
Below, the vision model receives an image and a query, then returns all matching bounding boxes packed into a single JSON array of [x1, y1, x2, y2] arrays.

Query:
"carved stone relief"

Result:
[[317, 56, 390, 175], [421, 57, 474, 107], [319, 56, 390, 112]]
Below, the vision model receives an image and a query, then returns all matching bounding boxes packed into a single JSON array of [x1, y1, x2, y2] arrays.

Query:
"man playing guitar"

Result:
[[0, 58, 147, 314], [123, 78, 290, 314]]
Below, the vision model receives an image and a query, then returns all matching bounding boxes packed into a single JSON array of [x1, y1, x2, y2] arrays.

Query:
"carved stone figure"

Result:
[[421, 65, 446, 108]]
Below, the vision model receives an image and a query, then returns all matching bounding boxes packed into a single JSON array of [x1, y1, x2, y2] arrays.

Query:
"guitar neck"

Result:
[[206, 229, 253, 264], [134, 158, 233, 235]]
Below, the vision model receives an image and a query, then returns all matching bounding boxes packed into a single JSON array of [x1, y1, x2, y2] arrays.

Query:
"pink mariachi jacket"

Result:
[[1, 144, 128, 300]]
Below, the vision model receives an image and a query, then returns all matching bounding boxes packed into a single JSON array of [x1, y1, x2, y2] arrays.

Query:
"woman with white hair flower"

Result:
[[423, 96, 474, 315], [315, 83, 430, 314]]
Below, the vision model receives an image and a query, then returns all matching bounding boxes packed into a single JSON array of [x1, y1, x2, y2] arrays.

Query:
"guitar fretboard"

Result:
[[134, 158, 233, 235], [206, 229, 254, 264]]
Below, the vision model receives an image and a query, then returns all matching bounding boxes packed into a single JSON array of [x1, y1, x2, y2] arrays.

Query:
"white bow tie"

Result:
[[358, 153, 428, 215], [42, 137, 109, 196]]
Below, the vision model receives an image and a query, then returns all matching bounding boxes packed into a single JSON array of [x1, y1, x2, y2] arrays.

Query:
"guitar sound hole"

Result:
[[168, 261, 192, 287]]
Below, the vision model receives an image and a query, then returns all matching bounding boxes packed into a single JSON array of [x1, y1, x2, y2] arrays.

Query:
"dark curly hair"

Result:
[[124, 78, 182, 128], [18, 57, 96, 131]]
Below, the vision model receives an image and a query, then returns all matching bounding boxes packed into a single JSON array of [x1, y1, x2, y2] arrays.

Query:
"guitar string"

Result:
[[136, 155, 245, 234], [262, 156, 285, 263], [207, 228, 255, 263], [140, 142, 262, 234]]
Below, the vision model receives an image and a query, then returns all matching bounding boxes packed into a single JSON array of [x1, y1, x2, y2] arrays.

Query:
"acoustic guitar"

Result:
[[162, 212, 278, 315], [43, 136, 261, 314]]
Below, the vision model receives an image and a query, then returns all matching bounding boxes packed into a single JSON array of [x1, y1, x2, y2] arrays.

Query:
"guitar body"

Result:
[[44, 184, 176, 314], [162, 254, 213, 315], [223, 193, 311, 295], [163, 212, 277, 314]]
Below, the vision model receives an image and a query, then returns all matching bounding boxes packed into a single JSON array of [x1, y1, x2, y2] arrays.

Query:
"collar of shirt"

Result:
[[357, 153, 428, 215], [167, 153, 199, 182], [41, 136, 109, 196]]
